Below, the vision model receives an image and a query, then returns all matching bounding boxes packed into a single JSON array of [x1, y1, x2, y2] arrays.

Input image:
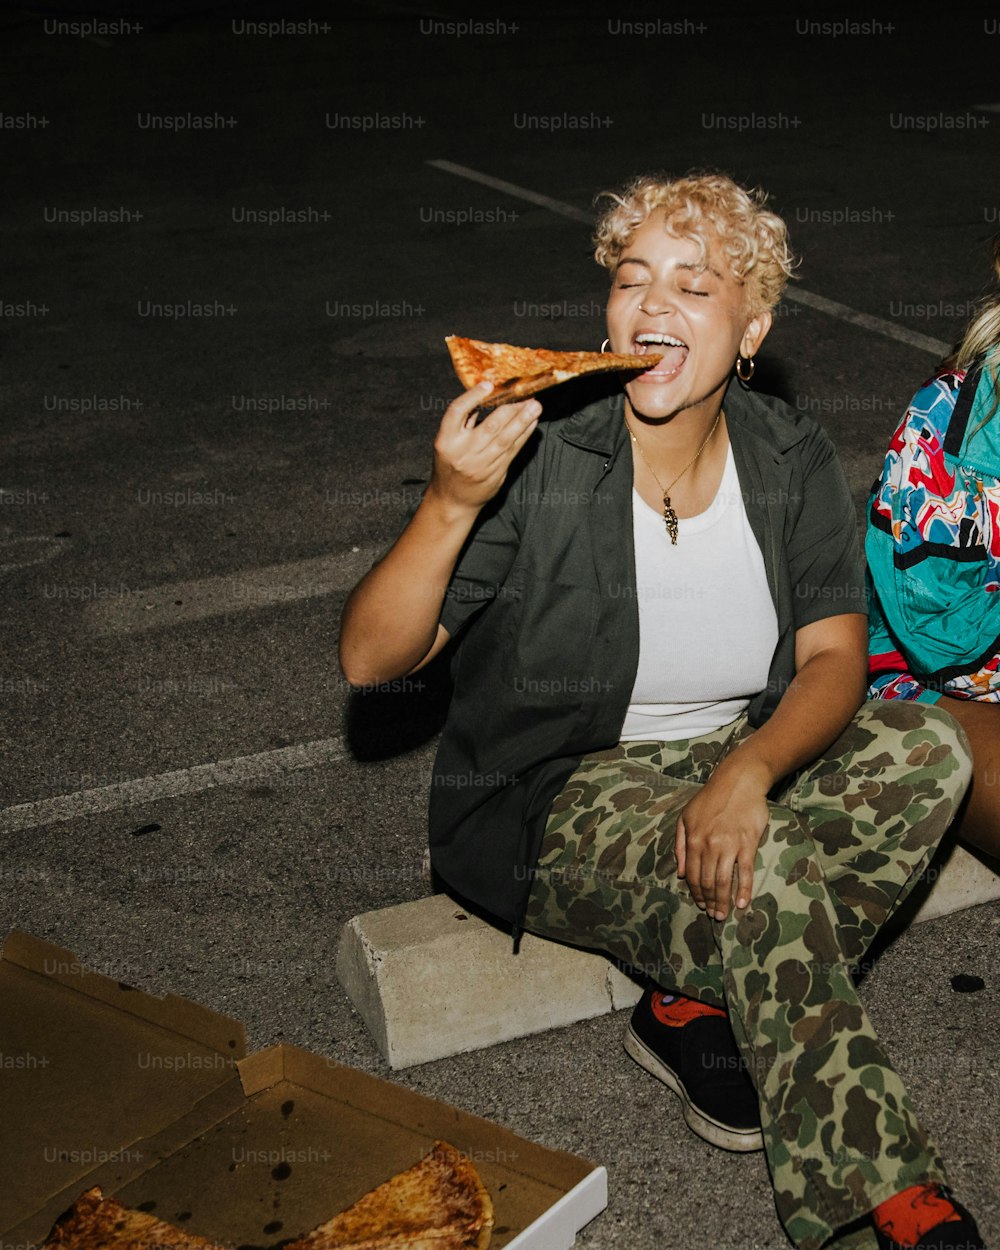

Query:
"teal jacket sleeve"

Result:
[[866, 569, 942, 703]]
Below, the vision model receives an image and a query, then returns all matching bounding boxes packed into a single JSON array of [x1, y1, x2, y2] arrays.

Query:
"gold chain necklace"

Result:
[[625, 408, 724, 545]]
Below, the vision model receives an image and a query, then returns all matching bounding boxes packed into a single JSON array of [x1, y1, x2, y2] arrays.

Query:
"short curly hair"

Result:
[[593, 171, 797, 316]]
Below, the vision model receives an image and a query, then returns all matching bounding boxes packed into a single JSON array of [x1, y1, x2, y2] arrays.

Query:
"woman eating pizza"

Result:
[[338, 172, 982, 1250]]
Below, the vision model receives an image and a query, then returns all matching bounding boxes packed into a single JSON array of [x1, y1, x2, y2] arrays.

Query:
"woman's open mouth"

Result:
[[632, 332, 688, 382]]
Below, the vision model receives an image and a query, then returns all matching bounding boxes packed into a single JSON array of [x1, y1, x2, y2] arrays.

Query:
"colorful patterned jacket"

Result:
[[866, 353, 1000, 702]]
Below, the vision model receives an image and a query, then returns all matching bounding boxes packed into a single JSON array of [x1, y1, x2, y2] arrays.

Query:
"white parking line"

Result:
[[0, 535, 68, 577], [784, 287, 949, 356], [428, 159, 595, 223], [0, 736, 348, 833], [84, 544, 383, 636], [427, 159, 951, 358]]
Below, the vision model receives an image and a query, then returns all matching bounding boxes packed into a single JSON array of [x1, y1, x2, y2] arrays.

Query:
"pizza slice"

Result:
[[446, 335, 661, 406], [283, 1140, 493, 1250], [40, 1187, 228, 1250]]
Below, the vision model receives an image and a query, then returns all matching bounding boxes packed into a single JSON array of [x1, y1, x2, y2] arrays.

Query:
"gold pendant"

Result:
[[663, 493, 679, 545]]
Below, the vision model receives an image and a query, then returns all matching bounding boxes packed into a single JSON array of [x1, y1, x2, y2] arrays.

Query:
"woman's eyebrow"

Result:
[[615, 255, 725, 281], [676, 260, 724, 281]]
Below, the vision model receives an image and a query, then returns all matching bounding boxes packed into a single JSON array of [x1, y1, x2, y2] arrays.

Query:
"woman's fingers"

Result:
[[440, 380, 494, 432], [675, 815, 687, 880], [685, 847, 705, 910], [471, 403, 540, 484], [489, 400, 541, 458], [735, 848, 755, 911], [677, 797, 705, 910], [684, 839, 738, 919], [476, 397, 542, 453], [703, 845, 755, 920], [440, 385, 539, 462], [701, 856, 724, 918], [710, 856, 736, 922]]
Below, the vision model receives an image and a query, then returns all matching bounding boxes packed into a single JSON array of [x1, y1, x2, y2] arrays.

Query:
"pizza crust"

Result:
[[446, 335, 661, 405]]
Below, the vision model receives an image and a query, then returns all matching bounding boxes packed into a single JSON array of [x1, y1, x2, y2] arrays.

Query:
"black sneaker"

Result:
[[624, 986, 764, 1153], [874, 1192, 987, 1250]]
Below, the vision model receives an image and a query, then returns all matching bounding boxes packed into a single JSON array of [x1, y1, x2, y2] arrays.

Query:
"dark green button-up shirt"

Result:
[[425, 376, 866, 931]]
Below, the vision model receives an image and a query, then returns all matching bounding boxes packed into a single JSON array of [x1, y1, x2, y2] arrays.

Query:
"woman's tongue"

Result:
[[643, 343, 687, 374]]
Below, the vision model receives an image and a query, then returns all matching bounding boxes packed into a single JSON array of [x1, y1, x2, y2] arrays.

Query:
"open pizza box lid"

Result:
[[0, 930, 607, 1249]]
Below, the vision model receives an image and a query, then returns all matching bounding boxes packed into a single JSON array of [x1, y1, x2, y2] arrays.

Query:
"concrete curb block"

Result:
[[337, 842, 999, 1069], [908, 838, 1000, 923], [336, 893, 643, 1069]]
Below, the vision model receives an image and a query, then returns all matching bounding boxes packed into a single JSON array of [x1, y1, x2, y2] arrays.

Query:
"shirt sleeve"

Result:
[[787, 424, 868, 629], [426, 421, 543, 641], [437, 483, 523, 640]]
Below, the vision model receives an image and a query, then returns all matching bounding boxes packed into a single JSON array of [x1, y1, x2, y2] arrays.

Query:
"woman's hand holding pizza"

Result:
[[425, 382, 540, 517]]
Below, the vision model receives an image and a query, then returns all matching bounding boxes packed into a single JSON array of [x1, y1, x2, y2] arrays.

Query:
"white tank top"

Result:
[[620, 443, 779, 742]]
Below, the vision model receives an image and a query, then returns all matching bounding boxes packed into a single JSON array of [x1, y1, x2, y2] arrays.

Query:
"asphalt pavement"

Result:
[[1, 3, 998, 1246]]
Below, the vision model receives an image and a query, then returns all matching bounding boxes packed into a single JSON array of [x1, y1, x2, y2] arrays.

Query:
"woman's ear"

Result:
[[741, 308, 773, 359]]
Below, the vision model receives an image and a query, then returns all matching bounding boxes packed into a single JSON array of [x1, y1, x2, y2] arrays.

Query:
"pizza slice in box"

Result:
[[40, 1187, 229, 1250], [283, 1140, 494, 1249], [446, 335, 661, 406]]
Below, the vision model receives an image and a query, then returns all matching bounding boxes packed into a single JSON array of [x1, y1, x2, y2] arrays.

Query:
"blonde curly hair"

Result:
[[945, 233, 1000, 428], [593, 171, 797, 316]]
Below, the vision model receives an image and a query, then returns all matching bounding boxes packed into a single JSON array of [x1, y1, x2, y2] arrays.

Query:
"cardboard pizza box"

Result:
[[0, 930, 607, 1250]]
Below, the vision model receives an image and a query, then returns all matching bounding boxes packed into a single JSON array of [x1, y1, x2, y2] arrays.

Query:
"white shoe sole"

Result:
[[624, 1024, 764, 1153]]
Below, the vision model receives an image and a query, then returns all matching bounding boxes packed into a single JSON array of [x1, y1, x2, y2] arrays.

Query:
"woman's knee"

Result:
[[852, 699, 973, 806]]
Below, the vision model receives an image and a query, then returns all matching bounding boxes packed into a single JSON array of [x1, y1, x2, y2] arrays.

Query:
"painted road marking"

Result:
[[0, 736, 348, 833], [0, 535, 68, 576], [783, 287, 949, 356], [427, 159, 951, 357], [428, 159, 596, 223], [84, 543, 383, 635]]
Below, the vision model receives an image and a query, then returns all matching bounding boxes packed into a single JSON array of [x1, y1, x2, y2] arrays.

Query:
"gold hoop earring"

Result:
[[601, 338, 610, 354], [736, 355, 755, 382]]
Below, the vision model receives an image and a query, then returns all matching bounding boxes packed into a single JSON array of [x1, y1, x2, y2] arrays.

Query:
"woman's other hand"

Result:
[[675, 756, 772, 921]]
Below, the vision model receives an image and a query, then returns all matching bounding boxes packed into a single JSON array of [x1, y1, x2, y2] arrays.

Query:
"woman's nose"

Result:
[[639, 283, 675, 316]]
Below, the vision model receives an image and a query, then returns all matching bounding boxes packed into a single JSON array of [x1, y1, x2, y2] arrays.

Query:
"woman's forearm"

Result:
[[338, 487, 477, 687], [718, 621, 869, 793]]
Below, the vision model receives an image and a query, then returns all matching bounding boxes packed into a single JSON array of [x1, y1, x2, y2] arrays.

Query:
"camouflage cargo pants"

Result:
[[523, 700, 972, 1250]]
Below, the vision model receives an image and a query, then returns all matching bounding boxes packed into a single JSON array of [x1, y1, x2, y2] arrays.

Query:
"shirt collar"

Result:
[[556, 376, 810, 457]]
